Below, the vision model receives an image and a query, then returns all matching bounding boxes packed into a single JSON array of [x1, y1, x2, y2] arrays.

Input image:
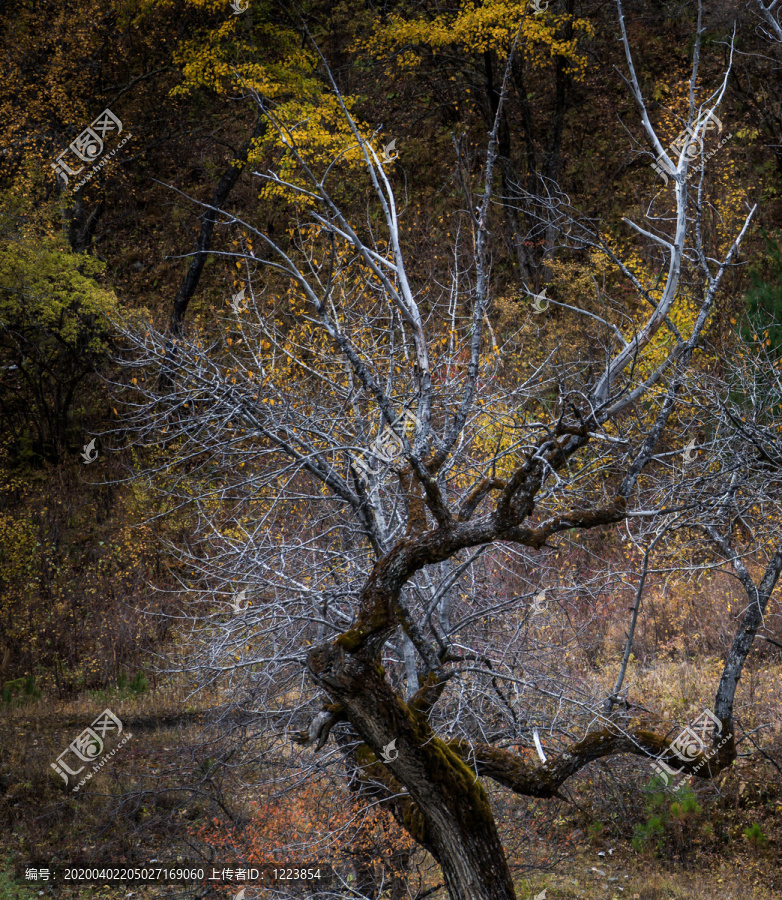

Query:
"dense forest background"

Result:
[[0, 0, 781, 898]]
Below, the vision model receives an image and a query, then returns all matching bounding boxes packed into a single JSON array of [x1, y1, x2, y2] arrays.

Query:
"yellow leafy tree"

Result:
[[0, 192, 118, 462], [360, 0, 593, 79]]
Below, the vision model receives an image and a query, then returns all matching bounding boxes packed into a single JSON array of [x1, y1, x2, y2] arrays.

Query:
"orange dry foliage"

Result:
[[197, 779, 419, 889]]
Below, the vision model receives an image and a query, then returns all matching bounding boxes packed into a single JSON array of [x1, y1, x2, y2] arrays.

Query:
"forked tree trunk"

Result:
[[308, 641, 517, 900]]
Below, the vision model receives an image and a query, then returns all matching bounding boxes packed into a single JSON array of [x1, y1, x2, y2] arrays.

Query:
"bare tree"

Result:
[[111, 3, 780, 897]]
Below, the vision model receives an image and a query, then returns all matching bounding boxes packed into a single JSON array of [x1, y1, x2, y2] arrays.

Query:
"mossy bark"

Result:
[[308, 640, 517, 900], [308, 633, 740, 899]]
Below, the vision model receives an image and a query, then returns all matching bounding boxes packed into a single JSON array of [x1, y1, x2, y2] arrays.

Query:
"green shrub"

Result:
[[744, 823, 767, 849], [742, 228, 782, 353], [130, 671, 149, 694], [0, 857, 37, 899], [632, 779, 705, 858], [632, 814, 665, 853], [22, 675, 40, 700], [1, 676, 40, 706]]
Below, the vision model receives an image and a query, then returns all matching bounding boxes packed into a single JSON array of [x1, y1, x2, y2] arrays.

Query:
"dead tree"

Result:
[[113, 3, 779, 897]]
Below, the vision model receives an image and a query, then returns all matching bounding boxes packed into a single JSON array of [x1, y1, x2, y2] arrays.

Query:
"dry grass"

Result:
[[1, 644, 780, 900], [522, 855, 777, 899]]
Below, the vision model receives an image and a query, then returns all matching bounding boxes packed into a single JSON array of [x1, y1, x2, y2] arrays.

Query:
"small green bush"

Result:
[[22, 675, 40, 700], [632, 779, 705, 857], [742, 229, 782, 354], [130, 671, 149, 694], [0, 857, 37, 899], [1, 676, 40, 706], [744, 823, 767, 849], [632, 814, 665, 853]]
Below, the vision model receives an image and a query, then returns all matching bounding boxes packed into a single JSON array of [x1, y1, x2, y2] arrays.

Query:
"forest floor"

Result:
[[0, 663, 780, 900]]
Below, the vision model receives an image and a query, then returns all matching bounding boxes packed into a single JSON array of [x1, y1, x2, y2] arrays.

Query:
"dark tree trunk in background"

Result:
[[169, 117, 266, 335]]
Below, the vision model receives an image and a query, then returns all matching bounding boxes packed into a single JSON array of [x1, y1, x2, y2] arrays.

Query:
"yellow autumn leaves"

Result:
[[359, 0, 594, 80]]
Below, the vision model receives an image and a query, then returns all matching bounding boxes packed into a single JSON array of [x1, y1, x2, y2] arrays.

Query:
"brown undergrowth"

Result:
[[1, 648, 778, 900]]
